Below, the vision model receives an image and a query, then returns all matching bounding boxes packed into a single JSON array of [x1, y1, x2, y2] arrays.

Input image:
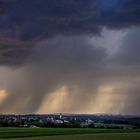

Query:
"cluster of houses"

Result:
[[0, 113, 137, 129]]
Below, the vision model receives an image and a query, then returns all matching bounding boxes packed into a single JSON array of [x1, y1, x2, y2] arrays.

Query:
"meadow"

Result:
[[7, 133, 140, 140], [0, 127, 140, 139]]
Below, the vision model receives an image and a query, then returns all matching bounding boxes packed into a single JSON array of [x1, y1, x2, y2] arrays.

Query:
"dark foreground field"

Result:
[[6, 133, 140, 140], [0, 128, 140, 139]]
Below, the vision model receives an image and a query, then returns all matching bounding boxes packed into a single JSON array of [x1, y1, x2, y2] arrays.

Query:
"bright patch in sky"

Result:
[[0, 90, 7, 104]]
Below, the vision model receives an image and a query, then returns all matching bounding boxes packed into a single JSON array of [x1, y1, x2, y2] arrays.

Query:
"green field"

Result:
[[0, 128, 140, 139], [5, 133, 140, 140]]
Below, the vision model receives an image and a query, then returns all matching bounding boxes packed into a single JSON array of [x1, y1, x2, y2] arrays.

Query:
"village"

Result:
[[0, 114, 139, 129]]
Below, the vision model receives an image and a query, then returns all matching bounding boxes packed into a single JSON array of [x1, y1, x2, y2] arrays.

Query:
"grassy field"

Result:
[[2, 133, 140, 140], [0, 128, 140, 139]]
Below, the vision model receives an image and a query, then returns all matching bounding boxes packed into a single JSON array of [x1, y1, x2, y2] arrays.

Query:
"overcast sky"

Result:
[[0, 0, 140, 115]]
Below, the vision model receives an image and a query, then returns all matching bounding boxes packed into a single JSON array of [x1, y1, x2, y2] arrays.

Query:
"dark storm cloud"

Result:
[[99, 0, 140, 28], [0, 0, 140, 115], [0, 0, 140, 65], [1, 0, 140, 38]]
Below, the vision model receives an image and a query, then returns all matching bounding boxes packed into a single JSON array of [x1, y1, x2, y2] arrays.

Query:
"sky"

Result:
[[0, 0, 140, 115]]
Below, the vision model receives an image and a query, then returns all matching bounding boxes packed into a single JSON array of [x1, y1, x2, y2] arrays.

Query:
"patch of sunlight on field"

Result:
[[8, 133, 140, 140]]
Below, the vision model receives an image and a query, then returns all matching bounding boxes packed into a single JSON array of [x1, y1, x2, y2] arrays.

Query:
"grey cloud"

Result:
[[114, 27, 140, 65], [0, 34, 140, 115], [0, 36, 108, 113]]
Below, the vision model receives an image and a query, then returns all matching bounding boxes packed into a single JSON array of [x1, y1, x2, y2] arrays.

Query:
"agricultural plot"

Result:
[[0, 128, 140, 139], [3, 133, 140, 140]]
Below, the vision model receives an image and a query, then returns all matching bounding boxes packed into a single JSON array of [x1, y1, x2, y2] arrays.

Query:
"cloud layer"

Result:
[[0, 0, 140, 115], [0, 0, 140, 65]]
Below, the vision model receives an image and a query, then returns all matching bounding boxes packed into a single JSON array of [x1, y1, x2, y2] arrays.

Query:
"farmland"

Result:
[[0, 128, 140, 139], [6, 133, 140, 140]]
